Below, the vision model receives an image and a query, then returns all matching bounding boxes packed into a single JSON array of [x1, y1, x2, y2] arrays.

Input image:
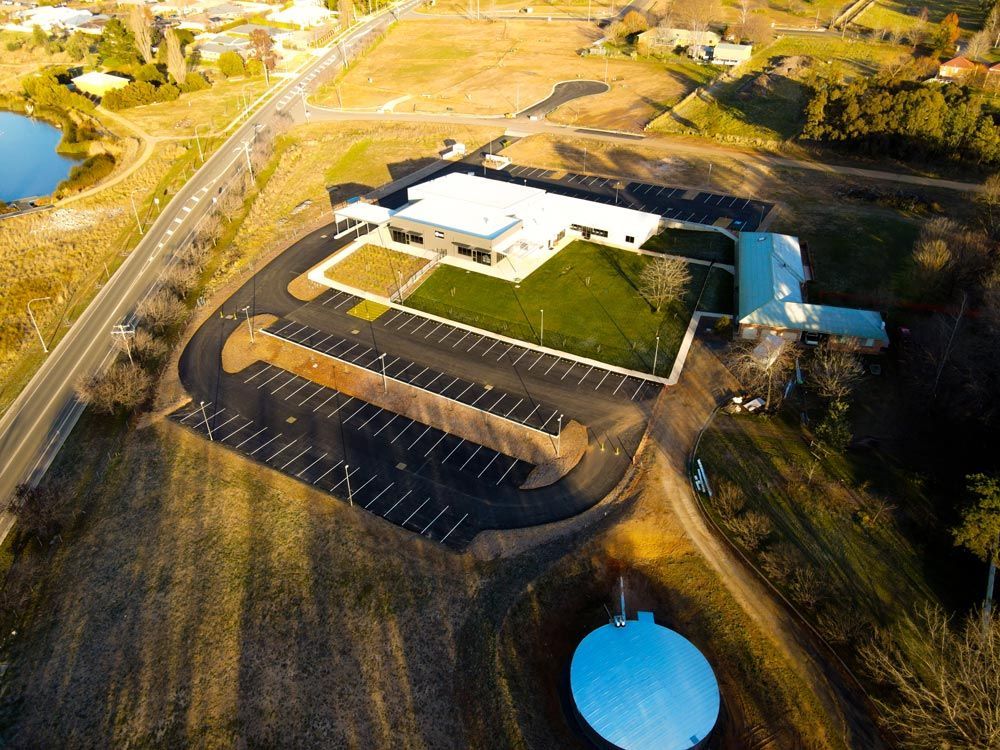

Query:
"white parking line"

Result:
[[440, 513, 468, 543], [421, 506, 449, 535], [489, 394, 506, 411], [266, 439, 298, 462], [212, 413, 240, 432], [390, 420, 416, 443], [235, 426, 267, 449], [271, 321, 294, 335], [631, 381, 646, 400], [424, 372, 444, 389], [330, 465, 360, 491], [477, 451, 501, 478], [560, 362, 578, 380], [220, 420, 252, 442], [411, 318, 429, 334], [257, 371, 283, 389], [424, 431, 449, 456], [365, 481, 394, 509], [285, 381, 311, 401], [466, 335, 484, 352], [373, 414, 399, 436], [359, 407, 383, 429], [469, 388, 490, 406], [271, 374, 299, 395], [385, 309, 405, 324], [481, 339, 500, 356], [295, 452, 328, 478], [523, 403, 541, 424], [312, 392, 338, 412], [353, 475, 377, 495], [496, 344, 515, 361], [281, 447, 310, 470], [453, 382, 475, 400], [528, 352, 545, 370], [594, 370, 612, 390], [539, 410, 558, 431], [424, 322, 443, 338], [179, 403, 210, 423], [612, 374, 629, 395], [504, 398, 523, 417], [402, 498, 430, 526], [543, 357, 561, 375], [343, 402, 369, 423], [250, 433, 282, 456], [383, 490, 412, 519], [438, 327, 454, 343], [511, 348, 530, 366], [339, 342, 359, 358], [329, 396, 356, 416], [495, 457, 519, 486], [577, 365, 594, 385], [333, 296, 353, 309], [299, 386, 326, 406], [452, 330, 471, 347], [396, 314, 414, 330], [442, 438, 465, 463], [312, 460, 344, 485], [407, 425, 432, 450], [244, 364, 272, 383], [459, 445, 482, 470]]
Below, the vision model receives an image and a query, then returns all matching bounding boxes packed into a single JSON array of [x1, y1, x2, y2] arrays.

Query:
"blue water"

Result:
[[0, 111, 82, 202]]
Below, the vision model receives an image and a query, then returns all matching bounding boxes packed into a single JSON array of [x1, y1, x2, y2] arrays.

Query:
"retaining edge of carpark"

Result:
[[298, 275, 673, 386], [258, 326, 564, 440]]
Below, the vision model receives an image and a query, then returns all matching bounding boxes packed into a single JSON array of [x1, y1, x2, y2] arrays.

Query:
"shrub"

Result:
[[54, 153, 116, 198], [815, 400, 852, 453], [135, 62, 166, 83], [727, 510, 773, 551], [179, 72, 210, 93], [102, 80, 180, 110], [76, 361, 152, 414], [218, 51, 246, 78], [6, 38, 25, 52], [245, 57, 263, 77], [713, 480, 746, 520]]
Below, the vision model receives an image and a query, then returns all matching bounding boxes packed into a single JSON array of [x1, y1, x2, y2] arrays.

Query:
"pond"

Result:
[[0, 110, 82, 203]]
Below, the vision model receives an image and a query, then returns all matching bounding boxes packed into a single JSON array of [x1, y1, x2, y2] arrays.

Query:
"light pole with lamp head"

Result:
[[27, 297, 51, 353]]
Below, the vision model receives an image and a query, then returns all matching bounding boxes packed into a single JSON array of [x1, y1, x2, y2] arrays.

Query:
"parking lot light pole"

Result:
[[540, 309, 544, 346], [243, 305, 255, 343], [27, 297, 51, 353], [200, 401, 214, 441], [556, 413, 563, 457], [194, 123, 205, 162], [379, 353, 387, 392], [653, 334, 660, 376], [345, 464, 353, 506]]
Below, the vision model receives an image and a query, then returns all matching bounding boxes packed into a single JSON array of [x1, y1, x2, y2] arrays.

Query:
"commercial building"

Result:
[[737, 232, 889, 352], [374, 172, 662, 280]]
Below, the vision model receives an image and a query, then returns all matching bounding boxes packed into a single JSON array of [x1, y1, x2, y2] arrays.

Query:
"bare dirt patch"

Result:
[[520, 419, 587, 488]]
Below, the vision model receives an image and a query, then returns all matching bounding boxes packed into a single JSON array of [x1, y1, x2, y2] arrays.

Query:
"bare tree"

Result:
[[737, 0, 753, 27], [10, 483, 60, 545], [681, 0, 720, 46], [965, 29, 992, 61], [976, 173, 1000, 240], [76, 361, 153, 414], [339, 0, 354, 28], [862, 605, 1000, 749], [809, 342, 863, 401], [638, 256, 691, 311], [130, 327, 169, 365], [161, 265, 197, 298], [127, 5, 153, 64], [728, 338, 796, 409], [726, 510, 772, 550], [249, 28, 277, 76], [165, 29, 187, 86], [135, 290, 187, 333]]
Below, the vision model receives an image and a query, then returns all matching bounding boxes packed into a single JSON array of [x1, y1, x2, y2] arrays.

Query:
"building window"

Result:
[[390, 227, 408, 244], [456, 244, 472, 257], [569, 223, 609, 238], [408, 232, 423, 245], [625, 235, 635, 244], [473, 249, 491, 266], [434, 230, 445, 239]]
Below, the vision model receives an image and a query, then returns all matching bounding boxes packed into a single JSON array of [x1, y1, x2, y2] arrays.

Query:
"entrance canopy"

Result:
[[334, 202, 393, 226]]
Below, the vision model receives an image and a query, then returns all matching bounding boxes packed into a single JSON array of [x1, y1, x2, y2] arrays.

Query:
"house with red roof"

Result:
[[939, 56, 976, 79]]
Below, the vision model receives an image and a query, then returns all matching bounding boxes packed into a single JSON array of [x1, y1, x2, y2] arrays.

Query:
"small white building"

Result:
[[71, 71, 130, 97], [8, 5, 93, 31], [712, 42, 753, 66], [363, 173, 662, 281], [269, 0, 334, 28]]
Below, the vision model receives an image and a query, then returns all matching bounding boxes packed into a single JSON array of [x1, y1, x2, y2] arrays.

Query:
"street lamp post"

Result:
[[653, 334, 660, 376], [540, 308, 544, 346], [345, 464, 353, 506], [379, 353, 387, 392], [556, 413, 563, 457], [243, 305, 255, 343], [26, 297, 51, 353]]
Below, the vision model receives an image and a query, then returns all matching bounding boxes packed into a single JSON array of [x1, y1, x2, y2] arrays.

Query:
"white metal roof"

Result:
[[334, 202, 393, 225], [570, 612, 720, 750], [392, 196, 520, 240], [407, 172, 545, 212]]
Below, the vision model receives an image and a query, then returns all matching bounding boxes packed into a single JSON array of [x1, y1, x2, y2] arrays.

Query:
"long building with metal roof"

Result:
[[737, 232, 889, 352]]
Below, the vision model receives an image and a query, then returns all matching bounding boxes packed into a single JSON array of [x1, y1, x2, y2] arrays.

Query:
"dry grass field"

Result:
[[419, 0, 616, 16], [0, 140, 201, 413], [324, 243, 431, 297], [313, 19, 712, 130], [0, 371, 836, 746]]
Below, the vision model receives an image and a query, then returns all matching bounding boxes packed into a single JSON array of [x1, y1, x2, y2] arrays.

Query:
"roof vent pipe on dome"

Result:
[[613, 576, 627, 628]]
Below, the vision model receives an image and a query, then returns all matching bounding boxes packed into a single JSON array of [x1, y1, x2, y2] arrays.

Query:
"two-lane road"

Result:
[[0, 1, 419, 540]]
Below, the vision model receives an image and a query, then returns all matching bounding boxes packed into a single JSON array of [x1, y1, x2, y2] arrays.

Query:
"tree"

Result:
[[954, 474, 1000, 601], [681, 0, 720, 45], [30, 25, 47, 49], [165, 29, 187, 85], [76, 361, 152, 414], [249, 28, 277, 80], [862, 605, 1000, 749], [620, 10, 649, 36], [933, 12, 960, 54], [218, 50, 246, 78], [815, 400, 852, 452], [98, 18, 139, 67], [728, 338, 796, 409], [135, 290, 187, 332], [742, 15, 772, 45], [965, 29, 991, 60], [809, 342, 863, 400], [10, 483, 60, 545], [638, 256, 691, 312], [127, 4, 154, 64], [339, 0, 354, 28], [66, 31, 91, 62], [976, 173, 1000, 239]]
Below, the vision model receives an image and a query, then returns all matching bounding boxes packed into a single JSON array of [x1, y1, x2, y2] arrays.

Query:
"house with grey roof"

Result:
[[737, 232, 889, 352]]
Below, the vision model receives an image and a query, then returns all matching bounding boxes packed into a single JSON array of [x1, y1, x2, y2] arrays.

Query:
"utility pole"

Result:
[[130, 194, 143, 235], [111, 323, 135, 365], [345, 464, 353, 506], [243, 141, 255, 182], [27, 297, 51, 353], [243, 305, 255, 343]]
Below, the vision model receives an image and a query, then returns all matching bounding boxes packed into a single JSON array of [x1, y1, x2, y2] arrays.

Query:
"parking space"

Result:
[[507, 165, 556, 181]]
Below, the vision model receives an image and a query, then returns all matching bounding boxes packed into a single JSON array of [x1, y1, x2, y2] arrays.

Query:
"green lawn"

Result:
[[405, 240, 732, 376], [855, 0, 984, 31], [642, 228, 735, 264]]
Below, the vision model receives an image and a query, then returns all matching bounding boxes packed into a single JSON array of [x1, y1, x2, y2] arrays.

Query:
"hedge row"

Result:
[[102, 81, 180, 111], [55, 153, 116, 198]]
